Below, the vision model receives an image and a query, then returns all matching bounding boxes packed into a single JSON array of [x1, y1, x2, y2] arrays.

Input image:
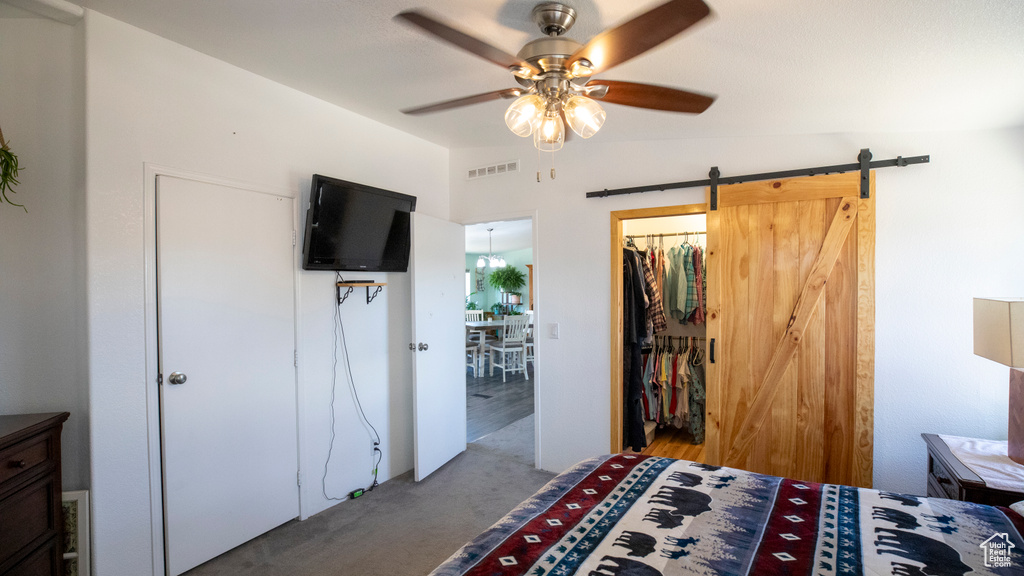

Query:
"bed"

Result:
[[428, 454, 1023, 576]]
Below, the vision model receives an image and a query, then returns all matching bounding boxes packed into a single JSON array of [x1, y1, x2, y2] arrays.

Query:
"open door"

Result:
[[705, 172, 874, 487], [411, 213, 467, 481]]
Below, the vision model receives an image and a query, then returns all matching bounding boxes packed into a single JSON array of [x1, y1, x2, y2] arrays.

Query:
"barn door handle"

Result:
[[709, 339, 715, 364]]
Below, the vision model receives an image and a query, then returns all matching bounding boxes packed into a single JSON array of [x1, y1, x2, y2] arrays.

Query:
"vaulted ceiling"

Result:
[[61, 0, 1024, 149]]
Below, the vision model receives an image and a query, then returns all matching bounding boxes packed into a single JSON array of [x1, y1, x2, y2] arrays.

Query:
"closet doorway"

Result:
[[611, 203, 709, 463], [610, 173, 876, 488]]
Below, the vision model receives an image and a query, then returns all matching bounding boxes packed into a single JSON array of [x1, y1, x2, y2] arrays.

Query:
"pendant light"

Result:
[[477, 228, 506, 268]]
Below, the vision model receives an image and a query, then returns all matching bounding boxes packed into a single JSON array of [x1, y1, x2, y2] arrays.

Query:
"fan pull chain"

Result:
[[550, 149, 556, 180]]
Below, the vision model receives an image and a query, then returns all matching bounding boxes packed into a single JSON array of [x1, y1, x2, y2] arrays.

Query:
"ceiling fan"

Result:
[[395, 0, 716, 152]]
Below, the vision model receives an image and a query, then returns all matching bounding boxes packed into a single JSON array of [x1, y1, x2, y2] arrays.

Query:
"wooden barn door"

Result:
[[705, 172, 874, 487]]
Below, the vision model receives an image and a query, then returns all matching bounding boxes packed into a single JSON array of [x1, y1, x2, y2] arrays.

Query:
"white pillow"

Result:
[[1011, 500, 1024, 516]]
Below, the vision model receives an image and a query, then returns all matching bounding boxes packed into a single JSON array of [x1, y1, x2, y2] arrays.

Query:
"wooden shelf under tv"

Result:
[[336, 282, 386, 305]]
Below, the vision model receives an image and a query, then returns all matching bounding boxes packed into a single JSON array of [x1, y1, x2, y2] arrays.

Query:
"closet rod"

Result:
[[585, 148, 929, 206], [625, 231, 705, 238]]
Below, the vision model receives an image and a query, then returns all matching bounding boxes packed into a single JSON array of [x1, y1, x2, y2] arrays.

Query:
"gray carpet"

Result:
[[185, 435, 554, 576], [469, 414, 534, 468]]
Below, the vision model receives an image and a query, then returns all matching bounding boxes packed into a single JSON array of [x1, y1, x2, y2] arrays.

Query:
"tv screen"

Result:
[[301, 174, 417, 272]]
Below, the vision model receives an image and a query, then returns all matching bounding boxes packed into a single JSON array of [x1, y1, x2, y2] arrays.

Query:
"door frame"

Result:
[[609, 202, 708, 454], [458, 210, 542, 469], [142, 164, 303, 576]]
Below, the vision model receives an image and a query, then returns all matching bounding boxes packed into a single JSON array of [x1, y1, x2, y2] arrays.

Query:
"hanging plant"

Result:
[[0, 124, 25, 212], [487, 266, 526, 293]]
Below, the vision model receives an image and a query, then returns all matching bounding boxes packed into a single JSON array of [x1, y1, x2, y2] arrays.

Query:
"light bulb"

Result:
[[533, 111, 564, 152], [505, 95, 544, 137], [564, 95, 605, 139]]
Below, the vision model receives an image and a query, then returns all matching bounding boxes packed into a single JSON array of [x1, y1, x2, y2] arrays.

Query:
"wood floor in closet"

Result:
[[641, 426, 706, 462]]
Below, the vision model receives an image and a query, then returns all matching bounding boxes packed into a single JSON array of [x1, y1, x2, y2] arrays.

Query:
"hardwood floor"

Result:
[[641, 426, 706, 462], [466, 360, 534, 442]]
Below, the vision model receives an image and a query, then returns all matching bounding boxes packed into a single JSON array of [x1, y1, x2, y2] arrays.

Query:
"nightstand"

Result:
[[922, 433, 1024, 507]]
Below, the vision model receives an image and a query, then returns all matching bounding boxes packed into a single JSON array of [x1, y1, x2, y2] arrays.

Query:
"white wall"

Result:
[[83, 11, 448, 575], [450, 127, 1024, 494], [0, 16, 88, 490]]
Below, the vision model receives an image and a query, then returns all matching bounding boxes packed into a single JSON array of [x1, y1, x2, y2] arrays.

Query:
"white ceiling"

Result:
[[465, 219, 533, 254], [59, 0, 1024, 149]]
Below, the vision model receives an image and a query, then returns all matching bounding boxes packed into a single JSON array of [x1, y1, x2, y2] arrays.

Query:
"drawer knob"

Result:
[[9, 459, 27, 469]]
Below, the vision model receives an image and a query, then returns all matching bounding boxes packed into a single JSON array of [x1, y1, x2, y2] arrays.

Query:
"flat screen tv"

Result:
[[301, 174, 417, 272]]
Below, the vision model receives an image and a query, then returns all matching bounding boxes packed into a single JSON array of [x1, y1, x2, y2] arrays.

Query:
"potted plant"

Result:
[[0, 123, 24, 211], [487, 266, 526, 296]]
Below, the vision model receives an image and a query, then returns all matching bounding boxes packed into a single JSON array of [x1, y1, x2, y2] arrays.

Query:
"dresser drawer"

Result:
[[0, 435, 51, 487], [0, 474, 56, 567], [3, 537, 60, 576], [928, 453, 958, 500]]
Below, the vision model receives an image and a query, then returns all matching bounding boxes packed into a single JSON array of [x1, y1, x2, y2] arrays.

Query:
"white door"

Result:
[[157, 176, 299, 575], [410, 213, 467, 481]]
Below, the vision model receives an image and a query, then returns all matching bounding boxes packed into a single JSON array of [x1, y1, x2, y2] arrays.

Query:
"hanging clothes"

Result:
[[644, 249, 668, 333], [622, 247, 649, 451], [689, 244, 706, 325], [688, 341, 706, 444]]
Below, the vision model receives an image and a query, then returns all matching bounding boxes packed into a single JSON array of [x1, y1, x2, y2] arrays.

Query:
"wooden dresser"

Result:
[[922, 432, 1024, 507], [0, 413, 70, 576]]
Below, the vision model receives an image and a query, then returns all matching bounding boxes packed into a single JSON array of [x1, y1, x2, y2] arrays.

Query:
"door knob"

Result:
[[168, 372, 188, 385], [418, 343, 429, 351]]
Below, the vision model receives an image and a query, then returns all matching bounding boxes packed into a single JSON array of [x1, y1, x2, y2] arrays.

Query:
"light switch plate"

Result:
[[549, 323, 559, 339]]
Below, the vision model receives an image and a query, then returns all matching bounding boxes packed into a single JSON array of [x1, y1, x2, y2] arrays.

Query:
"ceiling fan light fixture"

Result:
[[505, 94, 545, 137], [533, 109, 564, 152], [568, 58, 594, 78], [564, 95, 606, 138]]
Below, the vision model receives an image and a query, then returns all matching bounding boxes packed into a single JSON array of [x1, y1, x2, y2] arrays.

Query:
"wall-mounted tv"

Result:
[[301, 174, 417, 272]]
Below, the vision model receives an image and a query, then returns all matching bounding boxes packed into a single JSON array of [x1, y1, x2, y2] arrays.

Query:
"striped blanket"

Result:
[[429, 454, 1024, 576]]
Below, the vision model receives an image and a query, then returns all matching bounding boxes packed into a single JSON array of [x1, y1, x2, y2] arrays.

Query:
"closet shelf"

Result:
[[336, 282, 386, 305]]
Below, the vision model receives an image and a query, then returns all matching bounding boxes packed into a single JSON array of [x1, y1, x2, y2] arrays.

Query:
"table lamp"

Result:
[[974, 297, 1024, 465]]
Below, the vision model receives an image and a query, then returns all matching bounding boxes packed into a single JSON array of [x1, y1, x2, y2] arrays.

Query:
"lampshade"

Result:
[[974, 298, 1024, 368], [563, 95, 606, 138], [504, 95, 544, 137], [534, 111, 564, 152], [476, 255, 486, 268]]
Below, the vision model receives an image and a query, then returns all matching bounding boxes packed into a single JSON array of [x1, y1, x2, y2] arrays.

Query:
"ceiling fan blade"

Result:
[[568, 0, 711, 75], [396, 10, 540, 76], [401, 88, 523, 115], [588, 80, 714, 113]]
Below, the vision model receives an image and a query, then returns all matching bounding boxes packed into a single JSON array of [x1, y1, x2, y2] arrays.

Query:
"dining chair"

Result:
[[465, 309, 490, 372], [489, 315, 529, 382], [466, 342, 479, 378]]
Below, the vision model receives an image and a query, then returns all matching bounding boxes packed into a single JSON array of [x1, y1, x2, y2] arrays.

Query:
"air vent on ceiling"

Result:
[[467, 160, 519, 180]]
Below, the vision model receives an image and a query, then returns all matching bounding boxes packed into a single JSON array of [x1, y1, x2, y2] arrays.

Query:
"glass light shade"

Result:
[[504, 95, 544, 137], [533, 112, 564, 152], [564, 95, 606, 139], [476, 255, 486, 268]]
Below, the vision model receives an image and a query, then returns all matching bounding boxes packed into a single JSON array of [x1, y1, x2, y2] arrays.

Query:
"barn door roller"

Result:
[[586, 148, 930, 210]]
